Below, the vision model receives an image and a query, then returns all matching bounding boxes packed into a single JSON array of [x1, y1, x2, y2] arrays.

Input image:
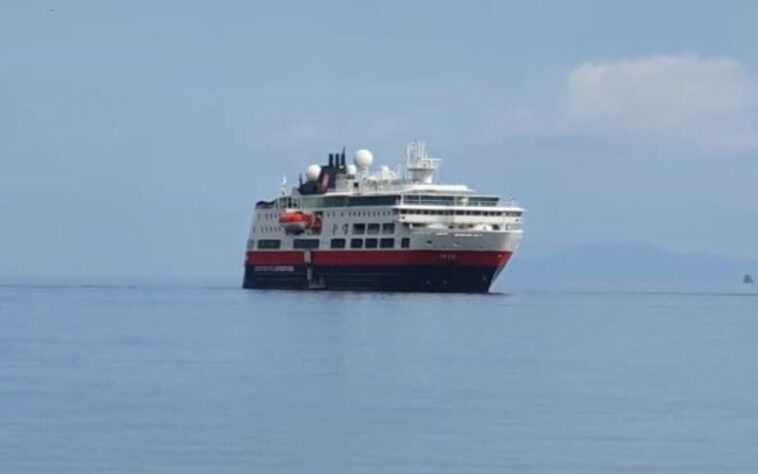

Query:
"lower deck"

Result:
[[242, 250, 512, 293]]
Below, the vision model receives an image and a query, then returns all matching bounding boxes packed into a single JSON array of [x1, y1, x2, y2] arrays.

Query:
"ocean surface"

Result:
[[1, 282, 757, 473]]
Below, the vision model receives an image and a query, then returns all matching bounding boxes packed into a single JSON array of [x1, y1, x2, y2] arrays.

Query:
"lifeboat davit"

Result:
[[279, 211, 312, 234]]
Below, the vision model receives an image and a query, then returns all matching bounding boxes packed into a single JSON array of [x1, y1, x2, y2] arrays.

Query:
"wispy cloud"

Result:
[[493, 55, 758, 154]]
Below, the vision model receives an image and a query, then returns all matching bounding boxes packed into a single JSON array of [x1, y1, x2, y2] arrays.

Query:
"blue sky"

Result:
[[2, 1, 758, 279]]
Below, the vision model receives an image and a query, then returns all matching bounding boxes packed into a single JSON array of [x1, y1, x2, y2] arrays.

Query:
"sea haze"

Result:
[[1, 283, 757, 473], [504, 242, 758, 288]]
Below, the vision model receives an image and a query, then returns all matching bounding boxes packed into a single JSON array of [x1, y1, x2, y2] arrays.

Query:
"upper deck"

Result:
[[257, 139, 522, 214]]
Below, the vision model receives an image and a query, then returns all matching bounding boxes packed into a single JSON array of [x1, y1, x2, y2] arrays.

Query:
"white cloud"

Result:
[[496, 55, 758, 153]]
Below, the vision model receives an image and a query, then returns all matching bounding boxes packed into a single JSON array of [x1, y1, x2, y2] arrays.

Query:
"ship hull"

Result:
[[242, 250, 512, 293]]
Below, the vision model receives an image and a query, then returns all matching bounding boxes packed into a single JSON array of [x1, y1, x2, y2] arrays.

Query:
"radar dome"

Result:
[[305, 164, 321, 181], [346, 164, 358, 176], [379, 165, 391, 179], [354, 149, 374, 169]]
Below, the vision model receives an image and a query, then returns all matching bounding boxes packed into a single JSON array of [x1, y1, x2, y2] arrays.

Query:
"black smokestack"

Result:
[[328, 154, 334, 167]]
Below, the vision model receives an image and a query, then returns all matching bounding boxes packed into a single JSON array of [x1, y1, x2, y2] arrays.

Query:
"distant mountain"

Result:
[[502, 242, 757, 287]]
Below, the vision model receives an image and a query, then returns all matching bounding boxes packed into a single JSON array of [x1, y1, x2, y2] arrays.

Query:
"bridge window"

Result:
[[401, 238, 410, 248], [380, 238, 394, 249], [365, 238, 378, 249], [330, 238, 346, 249], [367, 223, 380, 234], [382, 223, 395, 234], [348, 195, 399, 206], [350, 238, 363, 249], [469, 197, 499, 206], [353, 223, 365, 235]]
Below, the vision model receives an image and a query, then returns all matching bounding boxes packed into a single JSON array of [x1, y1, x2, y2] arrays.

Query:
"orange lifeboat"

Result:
[[278, 211, 312, 234]]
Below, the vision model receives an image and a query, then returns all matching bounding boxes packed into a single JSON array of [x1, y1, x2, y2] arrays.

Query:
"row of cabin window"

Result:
[[402, 197, 499, 206], [353, 223, 394, 235], [257, 210, 394, 222], [256, 222, 396, 236], [332, 238, 410, 249], [256, 238, 411, 250], [324, 210, 394, 218], [258, 239, 319, 250], [259, 209, 519, 222], [399, 209, 521, 217], [277, 196, 398, 208]]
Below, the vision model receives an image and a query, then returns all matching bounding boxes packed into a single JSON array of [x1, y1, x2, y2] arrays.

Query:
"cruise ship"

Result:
[[243, 140, 524, 292]]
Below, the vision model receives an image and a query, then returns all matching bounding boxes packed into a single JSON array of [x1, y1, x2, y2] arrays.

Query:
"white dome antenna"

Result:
[[305, 164, 321, 181], [354, 149, 374, 170]]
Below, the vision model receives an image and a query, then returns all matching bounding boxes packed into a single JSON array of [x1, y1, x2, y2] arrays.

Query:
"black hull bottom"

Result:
[[242, 265, 504, 293]]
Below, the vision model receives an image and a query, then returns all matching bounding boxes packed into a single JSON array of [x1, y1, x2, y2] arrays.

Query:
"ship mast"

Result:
[[405, 139, 440, 184]]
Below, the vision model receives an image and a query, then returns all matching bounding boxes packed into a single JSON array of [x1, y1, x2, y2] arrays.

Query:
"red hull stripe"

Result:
[[246, 251, 305, 266], [246, 250, 511, 267]]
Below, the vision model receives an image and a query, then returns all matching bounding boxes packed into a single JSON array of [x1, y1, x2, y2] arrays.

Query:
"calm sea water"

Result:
[[1, 283, 757, 473]]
